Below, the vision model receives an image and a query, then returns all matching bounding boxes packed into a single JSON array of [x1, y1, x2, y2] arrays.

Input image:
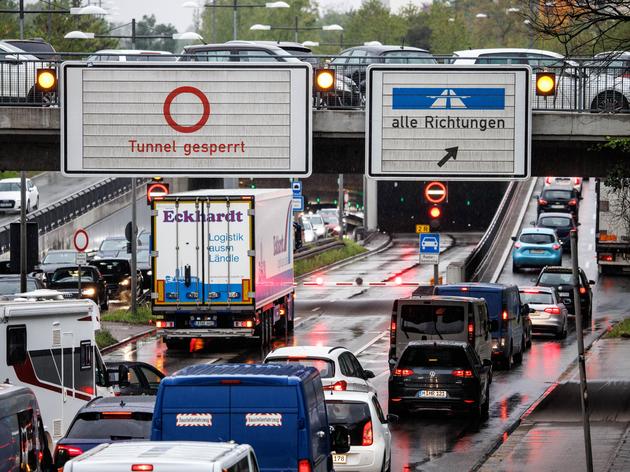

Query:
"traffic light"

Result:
[[36, 68, 57, 93], [536, 72, 556, 96], [146, 181, 169, 205], [314, 69, 335, 92], [429, 205, 442, 229]]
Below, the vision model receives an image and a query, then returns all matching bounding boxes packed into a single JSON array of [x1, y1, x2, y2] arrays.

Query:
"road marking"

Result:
[[311, 307, 320, 312], [354, 330, 389, 356], [585, 261, 591, 269], [204, 358, 219, 365], [294, 317, 302, 323], [590, 228, 595, 235]]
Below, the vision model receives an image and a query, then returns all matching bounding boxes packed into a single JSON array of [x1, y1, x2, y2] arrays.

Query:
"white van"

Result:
[[389, 296, 493, 372], [63, 441, 259, 472]]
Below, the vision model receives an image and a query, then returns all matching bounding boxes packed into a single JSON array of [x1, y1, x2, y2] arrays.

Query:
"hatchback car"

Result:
[[537, 186, 580, 220], [325, 390, 392, 472], [107, 361, 165, 396], [53, 396, 155, 470], [535, 266, 595, 320], [544, 176, 583, 196], [264, 345, 377, 393], [388, 340, 491, 417], [511, 227, 562, 271], [519, 286, 568, 338], [0, 177, 39, 213], [48, 265, 109, 310], [536, 212, 579, 250]]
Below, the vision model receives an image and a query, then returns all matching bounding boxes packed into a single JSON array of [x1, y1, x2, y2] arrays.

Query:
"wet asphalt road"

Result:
[[104, 178, 630, 471]]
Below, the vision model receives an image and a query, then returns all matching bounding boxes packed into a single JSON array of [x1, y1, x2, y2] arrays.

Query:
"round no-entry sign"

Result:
[[73, 228, 89, 252], [424, 181, 447, 204]]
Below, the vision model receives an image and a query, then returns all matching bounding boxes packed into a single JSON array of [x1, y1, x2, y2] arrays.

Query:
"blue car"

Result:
[[511, 227, 562, 272]]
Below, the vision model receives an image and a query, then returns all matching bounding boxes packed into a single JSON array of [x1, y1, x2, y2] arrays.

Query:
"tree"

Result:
[[521, 0, 630, 55], [342, 0, 407, 46], [122, 14, 178, 53], [603, 139, 630, 239], [0, 1, 19, 39]]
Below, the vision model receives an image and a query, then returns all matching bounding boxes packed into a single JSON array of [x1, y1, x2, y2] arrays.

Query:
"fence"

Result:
[[1, 52, 628, 112]]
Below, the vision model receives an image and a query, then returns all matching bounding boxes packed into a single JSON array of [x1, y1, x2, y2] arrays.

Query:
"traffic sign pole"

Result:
[[73, 229, 90, 300], [338, 173, 344, 240], [131, 178, 137, 316]]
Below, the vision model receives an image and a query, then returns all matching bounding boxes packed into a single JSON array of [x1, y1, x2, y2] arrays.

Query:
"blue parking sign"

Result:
[[419, 233, 440, 254]]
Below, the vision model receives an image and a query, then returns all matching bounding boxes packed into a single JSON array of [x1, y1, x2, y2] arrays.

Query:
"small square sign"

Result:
[[292, 181, 302, 196], [292, 196, 304, 212]]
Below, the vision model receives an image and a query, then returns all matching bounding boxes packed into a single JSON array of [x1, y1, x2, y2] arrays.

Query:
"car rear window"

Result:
[[383, 51, 436, 64], [0, 278, 38, 295], [399, 346, 470, 368], [538, 272, 573, 286], [542, 189, 573, 200], [325, 400, 371, 446], [399, 304, 465, 335], [519, 291, 553, 304], [264, 357, 334, 378], [539, 217, 571, 228], [66, 412, 152, 440], [520, 233, 555, 244]]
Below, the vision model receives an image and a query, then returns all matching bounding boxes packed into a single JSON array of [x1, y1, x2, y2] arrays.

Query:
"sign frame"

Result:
[[61, 62, 312, 178], [366, 64, 531, 181]]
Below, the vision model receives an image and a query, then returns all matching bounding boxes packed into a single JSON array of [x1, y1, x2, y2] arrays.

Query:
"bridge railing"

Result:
[[0, 52, 628, 113]]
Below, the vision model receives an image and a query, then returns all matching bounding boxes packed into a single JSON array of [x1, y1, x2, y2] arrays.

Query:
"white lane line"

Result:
[[294, 317, 302, 323], [585, 261, 591, 269], [354, 330, 389, 356], [590, 228, 595, 235], [294, 317, 312, 329], [588, 244, 593, 251], [311, 307, 320, 312]]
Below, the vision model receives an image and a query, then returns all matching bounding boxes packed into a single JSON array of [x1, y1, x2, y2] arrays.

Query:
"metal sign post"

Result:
[[570, 230, 593, 472], [73, 229, 89, 300], [338, 174, 344, 240], [19, 171, 27, 293], [130, 179, 138, 316]]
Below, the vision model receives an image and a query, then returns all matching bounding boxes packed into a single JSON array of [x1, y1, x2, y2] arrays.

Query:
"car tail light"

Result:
[[538, 198, 548, 205], [544, 307, 561, 315], [54, 444, 83, 466], [131, 466, 154, 472], [502, 310, 508, 321], [523, 289, 540, 294], [452, 369, 474, 378], [460, 287, 469, 292], [393, 368, 414, 377], [574, 177, 581, 185], [579, 287, 587, 295], [101, 411, 132, 418], [464, 399, 476, 404], [600, 253, 613, 262], [362, 420, 373, 446], [514, 242, 521, 248], [323, 380, 347, 391], [468, 321, 474, 345], [569, 199, 577, 206], [552, 243, 561, 250], [298, 459, 312, 472], [545, 177, 552, 184]]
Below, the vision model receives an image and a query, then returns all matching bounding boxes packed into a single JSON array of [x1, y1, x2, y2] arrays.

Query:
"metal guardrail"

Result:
[[1, 53, 629, 112], [0, 178, 135, 253], [295, 237, 345, 261]]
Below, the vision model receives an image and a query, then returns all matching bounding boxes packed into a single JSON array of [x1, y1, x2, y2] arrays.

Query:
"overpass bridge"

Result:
[[1, 107, 629, 176]]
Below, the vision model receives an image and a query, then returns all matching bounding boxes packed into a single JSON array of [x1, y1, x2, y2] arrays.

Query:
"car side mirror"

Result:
[[330, 425, 350, 454], [522, 303, 531, 315], [386, 414, 399, 423], [363, 370, 375, 379], [490, 320, 499, 332], [388, 358, 397, 368], [529, 221, 536, 226], [577, 222, 582, 226], [511, 236, 517, 241], [589, 280, 595, 285], [118, 365, 130, 388]]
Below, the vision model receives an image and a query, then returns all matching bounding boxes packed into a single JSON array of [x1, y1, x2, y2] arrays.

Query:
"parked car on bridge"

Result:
[[511, 227, 563, 272], [48, 265, 109, 310], [519, 286, 568, 338], [586, 51, 630, 112], [87, 49, 176, 61], [3, 38, 57, 60], [0, 40, 45, 104], [0, 177, 39, 213]]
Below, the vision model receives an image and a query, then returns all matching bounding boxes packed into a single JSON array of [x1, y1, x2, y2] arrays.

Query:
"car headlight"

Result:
[[82, 288, 96, 296], [147, 270, 152, 276], [120, 278, 130, 287]]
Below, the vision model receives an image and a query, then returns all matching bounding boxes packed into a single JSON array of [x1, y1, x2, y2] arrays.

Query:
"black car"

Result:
[[53, 396, 155, 470], [536, 212, 579, 251], [3, 38, 57, 60], [48, 265, 108, 310], [0, 274, 43, 295], [535, 266, 595, 321], [331, 44, 436, 91], [37, 249, 78, 280], [536, 185, 580, 220], [95, 236, 128, 259], [90, 258, 143, 301], [388, 340, 491, 418], [107, 361, 165, 396]]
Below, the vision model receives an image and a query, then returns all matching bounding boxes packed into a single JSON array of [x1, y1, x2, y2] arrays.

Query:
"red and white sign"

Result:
[[176, 413, 213, 427], [424, 181, 447, 204], [245, 413, 283, 427], [61, 63, 312, 177], [73, 228, 89, 252]]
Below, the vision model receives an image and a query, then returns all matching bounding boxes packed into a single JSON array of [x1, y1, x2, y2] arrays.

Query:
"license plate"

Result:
[[192, 320, 215, 327], [559, 292, 570, 297], [531, 249, 545, 254], [332, 455, 347, 464], [0, 202, 12, 208], [551, 204, 564, 208], [417, 390, 447, 398]]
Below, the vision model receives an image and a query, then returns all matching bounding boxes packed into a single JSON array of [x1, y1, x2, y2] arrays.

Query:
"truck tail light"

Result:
[[544, 307, 561, 315], [600, 253, 613, 262], [502, 310, 508, 321], [362, 420, 373, 446], [452, 369, 474, 378], [156, 320, 174, 328], [390, 300, 398, 355], [298, 459, 312, 472], [393, 368, 414, 377]]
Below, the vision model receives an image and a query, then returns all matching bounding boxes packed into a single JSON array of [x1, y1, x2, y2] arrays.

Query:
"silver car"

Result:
[[519, 286, 569, 339]]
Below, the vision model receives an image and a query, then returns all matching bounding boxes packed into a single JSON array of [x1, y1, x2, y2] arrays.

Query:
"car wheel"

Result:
[[504, 344, 513, 370], [512, 263, 519, 273], [591, 91, 630, 113], [514, 340, 523, 365]]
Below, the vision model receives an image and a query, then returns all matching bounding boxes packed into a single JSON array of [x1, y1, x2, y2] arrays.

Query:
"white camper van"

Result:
[[0, 296, 108, 441]]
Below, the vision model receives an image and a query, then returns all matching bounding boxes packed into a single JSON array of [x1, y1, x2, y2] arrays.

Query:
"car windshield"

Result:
[[400, 304, 465, 335], [309, 215, 324, 225], [321, 215, 338, 225], [325, 400, 371, 446], [66, 412, 153, 440], [0, 278, 38, 295], [43, 252, 76, 264], [265, 357, 334, 378], [383, 51, 436, 64], [51, 269, 96, 283], [100, 239, 126, 251], [0, 182, 20, 192], [93, 260, 130, 276], [539, 216, 571, 228], [399, 346, 470, 368], [519, 291, 554, 304], [520, 233, 555, 244], [542, 190, 573, 201], [538, 272, 573, 286], [302, 220, 313, 230]]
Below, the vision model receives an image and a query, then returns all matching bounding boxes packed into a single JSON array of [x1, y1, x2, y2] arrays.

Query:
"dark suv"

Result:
[[54, 396, 155, 470], [536, 186, 580, 220], [535, 266, 595, 321], [388, 340, 491, 418], [536, 212, 579, 250]]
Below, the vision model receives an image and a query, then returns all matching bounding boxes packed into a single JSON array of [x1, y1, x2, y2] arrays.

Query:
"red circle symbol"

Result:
[[163, 86, 210, 133], [429, 206, 442, 218], [73, 229, 89, 252], [424, 181, 447, 204], [147, 183, 170, 203]]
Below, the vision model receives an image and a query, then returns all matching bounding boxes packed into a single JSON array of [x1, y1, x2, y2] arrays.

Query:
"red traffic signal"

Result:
[[147, 182, 169, 204], [425, 181, 447, 204], [429, 206, 442, 219]]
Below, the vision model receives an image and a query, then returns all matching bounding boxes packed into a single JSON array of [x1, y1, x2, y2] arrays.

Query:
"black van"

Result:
[[0, 383, 53, 471]]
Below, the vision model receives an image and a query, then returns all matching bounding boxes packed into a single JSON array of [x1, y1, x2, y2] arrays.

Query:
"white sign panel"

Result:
[[61, 62, 312, 177], [367, 65, 531, 180]]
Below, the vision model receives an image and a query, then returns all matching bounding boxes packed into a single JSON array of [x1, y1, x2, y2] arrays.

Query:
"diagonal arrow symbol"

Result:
[[437, 146, 458, 167]]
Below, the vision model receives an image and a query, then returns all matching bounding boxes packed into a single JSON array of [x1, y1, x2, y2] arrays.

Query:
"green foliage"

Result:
[[343, 0, 407, 47], [295, 240, 367, 277], [605, 318, 630, 339], [101, 306, 153, 325], [0, 1, 19, 39], [122, 14, 178, 52], [95, 329, 117, 349]]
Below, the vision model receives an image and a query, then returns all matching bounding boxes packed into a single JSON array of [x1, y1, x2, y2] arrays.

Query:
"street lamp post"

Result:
[[250, 18, 343, 43]]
